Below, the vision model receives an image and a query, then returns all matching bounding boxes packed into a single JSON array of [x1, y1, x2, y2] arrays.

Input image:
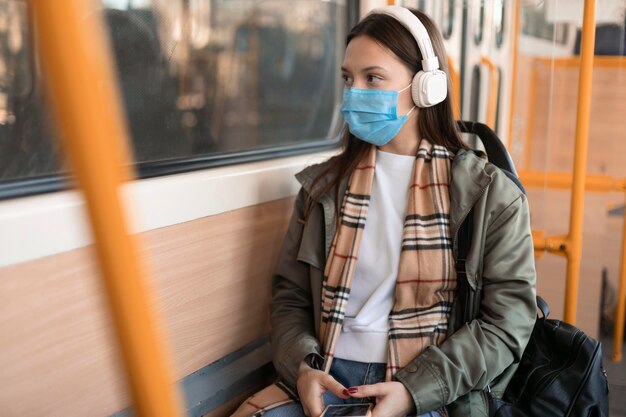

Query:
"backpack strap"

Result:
[[536, 295, 549, 319], [455, 208, 474, 326], [455, 210, 542, 326]]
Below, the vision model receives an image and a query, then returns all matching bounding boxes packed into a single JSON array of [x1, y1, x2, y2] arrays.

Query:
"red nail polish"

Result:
[[348, 387, 358, 394], [342, 389, 350, 396]]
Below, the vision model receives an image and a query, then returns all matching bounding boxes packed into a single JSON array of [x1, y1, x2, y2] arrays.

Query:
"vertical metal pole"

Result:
[[506, 0, 521, 150], [523, 63, 538, 170], [564, 0, 596, 324], [447, 55, 461, 119], [480, 56, 500, 129], [30, 1, 184, 415], [613, 193, 626, 362]]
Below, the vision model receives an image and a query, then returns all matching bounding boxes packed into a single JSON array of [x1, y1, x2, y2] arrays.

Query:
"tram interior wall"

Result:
[[0, 197, 293, 416]]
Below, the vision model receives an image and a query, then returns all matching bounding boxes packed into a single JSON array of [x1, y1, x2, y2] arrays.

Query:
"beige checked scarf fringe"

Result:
[[232, 139, 456, 417]]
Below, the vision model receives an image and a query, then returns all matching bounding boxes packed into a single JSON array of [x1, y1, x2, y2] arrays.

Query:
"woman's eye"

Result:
[[342, 74, 353, 86], [367, 75, 382, 84]]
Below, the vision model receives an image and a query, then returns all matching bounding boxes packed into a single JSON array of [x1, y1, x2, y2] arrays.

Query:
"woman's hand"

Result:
[[346, 381, 416, 417], [297, 366, 350, 417]]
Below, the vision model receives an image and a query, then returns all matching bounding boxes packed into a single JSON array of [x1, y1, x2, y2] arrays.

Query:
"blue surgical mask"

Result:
[[340, 83, 416, 146]]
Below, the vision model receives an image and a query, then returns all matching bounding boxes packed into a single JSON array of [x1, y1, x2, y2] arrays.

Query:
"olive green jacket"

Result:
[[269, 149, 537, 417]]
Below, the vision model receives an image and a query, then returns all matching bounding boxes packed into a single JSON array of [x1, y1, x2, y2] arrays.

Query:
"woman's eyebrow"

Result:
[[341, 65, 389, 73], [361, 65, 388, 72]]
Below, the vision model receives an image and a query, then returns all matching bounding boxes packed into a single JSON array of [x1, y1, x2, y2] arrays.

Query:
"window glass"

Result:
[[522, 2, 569, 44], [0, 1, 62, 184], [472, 0, 485, 45], [494, 0, 505, 47], [0, 0, 348, 197]]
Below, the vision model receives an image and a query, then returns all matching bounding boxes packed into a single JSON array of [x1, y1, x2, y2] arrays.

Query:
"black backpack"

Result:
[[457, 210, 610, 417], [455, 120, 610, 416], [489, 296, 610, 416]]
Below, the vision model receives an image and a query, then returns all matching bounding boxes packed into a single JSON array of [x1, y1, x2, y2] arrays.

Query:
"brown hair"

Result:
[[304, 8, 466, 220]]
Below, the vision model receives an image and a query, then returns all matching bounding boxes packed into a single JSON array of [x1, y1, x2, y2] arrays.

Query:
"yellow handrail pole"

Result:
[[613, 194, 626, 362], [536, 55, 626, 69], [30, 1, 184, 416], [506, 0, 521, 150], [518, 170, 626, 193], [447, 54, 461, 119], [564, 0, 596, 324], [480, 56, 500, 129], [523, 63, 538, 170]]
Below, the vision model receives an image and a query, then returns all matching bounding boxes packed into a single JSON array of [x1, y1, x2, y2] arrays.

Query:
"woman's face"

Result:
[[341, 35, 416, 116]]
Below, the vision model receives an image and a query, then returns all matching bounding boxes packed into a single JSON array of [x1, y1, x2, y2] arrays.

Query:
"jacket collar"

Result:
[[295, 148, 493, 242], [295, 156, 343, 198], [448, 149, 493, 232]]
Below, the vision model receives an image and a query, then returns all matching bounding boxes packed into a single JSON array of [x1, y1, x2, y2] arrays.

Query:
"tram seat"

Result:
[[457, 120, 524, 194]]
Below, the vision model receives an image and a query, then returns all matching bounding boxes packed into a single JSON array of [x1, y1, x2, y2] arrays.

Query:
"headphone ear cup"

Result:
[[411, 71, 425, 107], [411, 70, 447, 108]]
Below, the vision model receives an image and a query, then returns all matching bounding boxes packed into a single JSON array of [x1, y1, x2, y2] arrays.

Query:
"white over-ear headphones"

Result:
[[367, 6, 447, 108]]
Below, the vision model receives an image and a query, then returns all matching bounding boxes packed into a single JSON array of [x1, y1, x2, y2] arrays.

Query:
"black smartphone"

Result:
[[320, 404, 373, 417]]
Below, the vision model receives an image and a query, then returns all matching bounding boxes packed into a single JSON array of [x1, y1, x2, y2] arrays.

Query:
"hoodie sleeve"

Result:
[[270, 188, 324, 391]]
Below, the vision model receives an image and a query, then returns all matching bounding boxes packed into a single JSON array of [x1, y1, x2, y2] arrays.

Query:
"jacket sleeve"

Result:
[[270, 188, 324, 391], [394, 193, 537, 414]]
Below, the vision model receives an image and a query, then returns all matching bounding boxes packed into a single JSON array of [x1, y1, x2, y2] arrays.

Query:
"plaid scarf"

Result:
[[232, 139, 455, 417], [320, 139, 456, 380]]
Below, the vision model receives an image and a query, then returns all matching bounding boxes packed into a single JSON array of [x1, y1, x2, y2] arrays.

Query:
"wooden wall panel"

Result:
[[0, 197, 294, 417]]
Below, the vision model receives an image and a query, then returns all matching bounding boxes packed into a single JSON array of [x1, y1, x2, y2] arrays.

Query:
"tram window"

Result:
[[441, 0, 454, 39], [0, 1, 63, 188], [0, 0, 353, 199], [522, 2, 569, 44], [494, 0, 505, 47], [472, 0, 485, 45], [573, 23, 626, 56]]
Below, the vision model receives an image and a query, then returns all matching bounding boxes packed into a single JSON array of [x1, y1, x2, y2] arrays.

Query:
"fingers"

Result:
[[367, 382, 416, 417], [344, 383, 387, 398], [321, 374, 350, 400], [298, 370, 324, 417], [300, 390, 324, 417], [299, 372, 349, 417]]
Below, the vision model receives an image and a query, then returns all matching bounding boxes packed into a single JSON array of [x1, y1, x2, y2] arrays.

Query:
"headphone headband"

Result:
[[367, 6, 440, 71], [363, 6, 447, 108]]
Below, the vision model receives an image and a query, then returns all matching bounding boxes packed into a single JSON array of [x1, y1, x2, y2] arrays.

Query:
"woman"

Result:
[[232, 6, 536, 417]]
